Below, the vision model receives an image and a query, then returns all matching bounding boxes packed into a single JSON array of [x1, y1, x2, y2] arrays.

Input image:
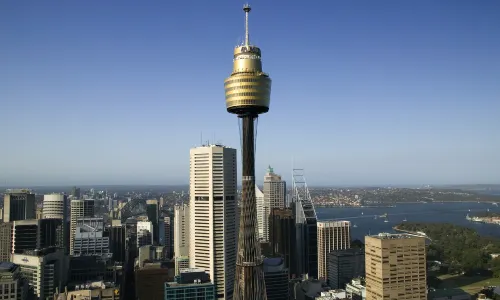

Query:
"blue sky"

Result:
[[0, 0, 499, 186]]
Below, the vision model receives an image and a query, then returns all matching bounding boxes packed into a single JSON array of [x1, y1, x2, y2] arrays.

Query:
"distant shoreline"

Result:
[[314, 201, 497, 208]]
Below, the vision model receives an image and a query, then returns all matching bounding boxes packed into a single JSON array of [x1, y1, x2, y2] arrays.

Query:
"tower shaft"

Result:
[[233, 114, 267, 300]]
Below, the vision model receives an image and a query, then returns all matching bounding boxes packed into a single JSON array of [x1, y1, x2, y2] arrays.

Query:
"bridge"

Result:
[[118, 199, 147, 222], [118, 198, 171, 222]]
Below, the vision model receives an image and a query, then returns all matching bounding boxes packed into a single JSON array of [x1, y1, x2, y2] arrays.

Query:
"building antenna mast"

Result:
[[243, 4, 251, 45]]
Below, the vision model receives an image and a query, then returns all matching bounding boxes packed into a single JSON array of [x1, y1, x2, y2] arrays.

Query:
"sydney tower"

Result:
[[224, 4, 271, 300]]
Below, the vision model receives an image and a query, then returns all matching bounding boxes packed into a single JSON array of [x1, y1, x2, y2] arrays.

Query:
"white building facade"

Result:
[[189, 145, 237, 300]]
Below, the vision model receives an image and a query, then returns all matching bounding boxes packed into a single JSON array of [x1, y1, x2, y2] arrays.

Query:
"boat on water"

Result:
[[384, 219, 389, 223], [403, 218, 407, 222], [353, 224, 358, 228]]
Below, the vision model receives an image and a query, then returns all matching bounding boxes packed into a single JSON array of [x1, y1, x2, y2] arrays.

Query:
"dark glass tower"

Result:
[[224, 5, 272, 300], [146, 200, 159, 244], [269, 208, 296, 277]]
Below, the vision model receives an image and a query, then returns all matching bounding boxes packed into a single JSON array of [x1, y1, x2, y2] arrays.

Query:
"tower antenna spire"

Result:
[[243, 4, 251, 45]]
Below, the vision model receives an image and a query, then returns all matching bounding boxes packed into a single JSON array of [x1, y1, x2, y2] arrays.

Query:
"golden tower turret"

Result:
[[224, 4, 272, 116]]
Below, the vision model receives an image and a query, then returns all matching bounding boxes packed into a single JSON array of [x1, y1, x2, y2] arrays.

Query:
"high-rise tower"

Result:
[[189, 145, 237, 299], [365, 233, 427, 299], [70, 199, 95, 255], [224, 4, 271, 300]]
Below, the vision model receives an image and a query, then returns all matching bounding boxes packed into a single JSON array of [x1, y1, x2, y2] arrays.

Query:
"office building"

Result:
[[71, 187, 81, 199], [70, 199, 95, 255], [109, 224, 126, 263], [269, 208, 296, 276], [164, 215, 174, 259], [164, 268, 215, 300], [73, 217, 110, 258], [137, 220, 153, 247], [263, 166, 286, 210], [0, 223, 13, 262], [365, 233, 427, 300], [263, 258, 289, 300], [12, 219, 63, 254], [137, 245, 167, 268], [317, 220, 351, 281], [11, 248, 68, 300], [189, 145, 237, 299], [0, 262, 29, 300], [42, 193, 67, 220], [328, 248, 365, 289], [136, 262, 175, 300], [174, 204, 190, 258], [68, 255, 118, 284], [3, 190, 36, 223], [293, 186, 318, 279], [257, 167, 286, 243], [146, 200, 159, 244], [175, 256, 190, 276], [35, 208, 43, 220], [255, 185, 267, 241]]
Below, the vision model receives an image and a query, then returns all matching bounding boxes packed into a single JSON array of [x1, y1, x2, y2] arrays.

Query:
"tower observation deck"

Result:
[[225, 4, 271, 300], [224, 4, 272, 116]]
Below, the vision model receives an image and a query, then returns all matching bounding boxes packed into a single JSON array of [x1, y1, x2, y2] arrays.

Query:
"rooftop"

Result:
[[5, 189, 33, 194], [318, 220, 351, 227], [0, 262, 16, 272], [180, 268, 205, 274]]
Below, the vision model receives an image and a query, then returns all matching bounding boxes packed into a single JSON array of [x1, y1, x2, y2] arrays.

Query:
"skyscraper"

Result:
[[268, 208, 296, 276], [3, 189, 36, 223], [174, 204, 190, 257], [43, 193, 69, 253], [264, 166, 286, 209], [365, 233, 427, 300], [71, 187, 81, 199], [292, 169, 318, 279], [189, 145, 237, 299], [146, 199, 159, 244], [0, 223, 13, 262], [12, 219, 64, 253], [255, 185, 266, 241], [164, 215, 174, 259], [317, 221, 351, 281], [259, 166, 286, 242], [70, 199, 95, 255], [224, 5, 272, 299], [328, 248, 365, 289], [73, 217, 110, 257], [42, 193, 67, 220]]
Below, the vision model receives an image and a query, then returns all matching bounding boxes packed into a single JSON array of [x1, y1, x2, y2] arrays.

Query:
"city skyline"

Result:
[[1, 0, 499, 186]]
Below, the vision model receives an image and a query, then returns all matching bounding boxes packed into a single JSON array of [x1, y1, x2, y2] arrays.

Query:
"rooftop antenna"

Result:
[[243, 4, 251, 46], [200, 132, 203, 146]]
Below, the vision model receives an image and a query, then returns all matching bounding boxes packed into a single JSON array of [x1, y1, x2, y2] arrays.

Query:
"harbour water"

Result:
[[316, 202, 500, 240]]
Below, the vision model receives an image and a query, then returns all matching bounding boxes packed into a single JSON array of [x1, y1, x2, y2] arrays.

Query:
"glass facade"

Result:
[[164, 282, 215, 300]]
